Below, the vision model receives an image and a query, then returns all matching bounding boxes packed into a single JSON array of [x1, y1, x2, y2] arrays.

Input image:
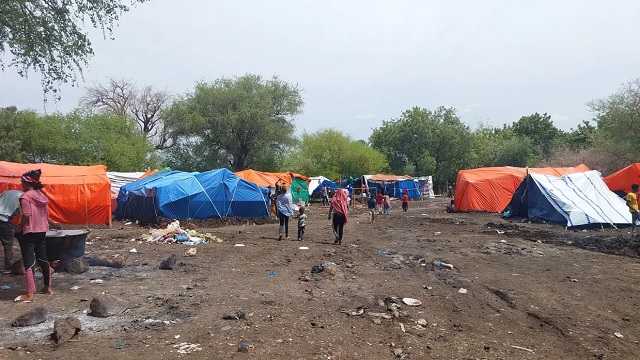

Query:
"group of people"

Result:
[[273, 184, 350, 245], [0, 170, 61, 303]]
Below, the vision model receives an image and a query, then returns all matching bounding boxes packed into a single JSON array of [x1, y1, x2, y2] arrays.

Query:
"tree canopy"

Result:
[[286, 129, 388, 179], [370, 107, 472, 188], [165, 74, 303, 171], [0, 0, 148, 96]]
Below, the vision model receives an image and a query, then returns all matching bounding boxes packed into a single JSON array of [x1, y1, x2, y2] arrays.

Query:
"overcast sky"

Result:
[[2, 0, 639, 140]]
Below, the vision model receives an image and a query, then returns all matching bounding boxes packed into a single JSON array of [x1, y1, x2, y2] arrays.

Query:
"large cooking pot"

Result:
[[45, 230, 89, 262]]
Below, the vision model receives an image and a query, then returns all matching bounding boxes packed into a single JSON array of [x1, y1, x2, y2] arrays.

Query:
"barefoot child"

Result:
[[296, 207, 307, 241], [367, 194, 376, 223]]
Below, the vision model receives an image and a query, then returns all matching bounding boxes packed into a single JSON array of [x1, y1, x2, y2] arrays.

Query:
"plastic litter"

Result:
[[234, 244, 246, 247], [458, 288, 468, 294], [433, 261, 454, 270], [402, 297, 422, 306], [1, 285, 10, 290], [268, 271, 278, 276], [114, 342, 123, 350], [377, 250, 391, 255], [185, 248, 197, 256], [174, 342, 202, 354], [144, 220, 222, 245], [299, 246, 309, 250], [614, 332, 624, 338], [129, 248, 138, 253], [237, 343, 255, 352], [70, 286, 80, 290], [90, 279, 104, 284]]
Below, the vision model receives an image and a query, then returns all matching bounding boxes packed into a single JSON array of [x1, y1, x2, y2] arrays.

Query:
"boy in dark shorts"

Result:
[[368, 194, 376, 224]]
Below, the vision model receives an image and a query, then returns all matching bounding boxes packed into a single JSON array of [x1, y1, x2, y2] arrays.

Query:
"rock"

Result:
[[373, 318, 382, 325], [222, 310, 246, 320], [392, 310, 400, 318], [159, 254, 177, 270], [12, 307, 48, 327], [484, 345, 491, 351], [52, 316, 81, 344], [623, 317, 630, 322], [416, 319, 427, 327], [64, 258, 89, 274], [89, 295, 127, 318]]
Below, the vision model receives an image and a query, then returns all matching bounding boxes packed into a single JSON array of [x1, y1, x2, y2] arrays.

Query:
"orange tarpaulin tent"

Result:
[[454, 164, 590, 212], [368, 174, 413, 182], [234, 169, 309, 188], [0, 161, 112, 225], [604, 163, 640, 195]]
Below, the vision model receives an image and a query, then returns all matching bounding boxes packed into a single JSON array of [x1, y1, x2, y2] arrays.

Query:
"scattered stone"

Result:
[[623, 317, 630, 322], [159, 254, 177, 270], [373, 318, 381, 325], [484, 345, 491, 351], [64, 258, 89, 274], [417, 319, 427, 327], [89, 295, 127, 318], [614, 332, 624, 338], [52, 316, 81, 345], [393, 348, 404, 356], [11, 307, 48, 327], [571, 278, 579, 282], [222, 310, 246, 320]]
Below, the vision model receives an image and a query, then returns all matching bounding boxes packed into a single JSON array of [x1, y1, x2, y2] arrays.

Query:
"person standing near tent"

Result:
[[0, 190, 22, 274], [14, 170, 62, 303], [295, 207, 307, 241], [625, 184, 639, 237], [328, 189, 349, 245], [402, 190, 409, 212], [276, 185, 293, 241]]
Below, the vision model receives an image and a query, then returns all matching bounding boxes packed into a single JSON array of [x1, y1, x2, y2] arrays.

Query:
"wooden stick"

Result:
[[511, 345, 534, 353]]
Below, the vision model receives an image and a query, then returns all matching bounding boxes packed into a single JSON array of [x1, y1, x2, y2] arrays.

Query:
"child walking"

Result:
[[625, 184, 639, 237], [296, 207, 307, 241], [14, 170, 61, 303], [383, 193, 391, 214], [402, 191, 409, 212], [367, 194, 376, 224]]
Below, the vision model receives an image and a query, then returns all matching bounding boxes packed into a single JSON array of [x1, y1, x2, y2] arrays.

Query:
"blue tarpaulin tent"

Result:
[[115, 169, 270, 221]]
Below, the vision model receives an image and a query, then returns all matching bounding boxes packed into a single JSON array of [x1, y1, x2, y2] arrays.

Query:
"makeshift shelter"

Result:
[[604, 163, 640, 197], [503, 170, 630, 228], [235, 169, 310, 203], [107, 172, 146, 196], [308, 177, 339, 195], [417, 176, 435, 199], [366, 174, 421, 199], [0, 161, 111, 225], [115, 169, 269, 222], [454, 165, 590, 212]]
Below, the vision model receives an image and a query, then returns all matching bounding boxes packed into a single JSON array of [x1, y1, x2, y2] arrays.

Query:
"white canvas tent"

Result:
[[107, 172, 145, 196]]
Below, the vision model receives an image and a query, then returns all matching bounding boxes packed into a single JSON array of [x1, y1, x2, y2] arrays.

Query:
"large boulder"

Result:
[[64, 258, 89, 274], [89, 295, 127, 318], [11, 307, 48, 327]]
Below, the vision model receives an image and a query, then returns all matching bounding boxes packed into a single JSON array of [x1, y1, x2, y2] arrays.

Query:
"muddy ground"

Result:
[[0, 197, 639, 359]]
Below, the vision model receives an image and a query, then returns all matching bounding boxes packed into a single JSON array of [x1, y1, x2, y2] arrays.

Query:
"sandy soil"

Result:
[[0, 197, 639, 360]]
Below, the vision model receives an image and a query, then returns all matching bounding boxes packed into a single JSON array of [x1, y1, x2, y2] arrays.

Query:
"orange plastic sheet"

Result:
[[604, 163, 640, 194], [454, 164, 590, 212], [368, 174, 413, 182], [0, 161, 111, 225], [235, 169, 309, 188]]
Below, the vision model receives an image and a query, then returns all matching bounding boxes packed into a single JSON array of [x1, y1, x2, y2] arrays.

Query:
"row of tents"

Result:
[[0, 161, 433, 225], [454, 164, 640, 228]]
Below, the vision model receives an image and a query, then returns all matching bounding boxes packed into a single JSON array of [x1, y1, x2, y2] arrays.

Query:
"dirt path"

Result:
[[0, 198, 638, 359]]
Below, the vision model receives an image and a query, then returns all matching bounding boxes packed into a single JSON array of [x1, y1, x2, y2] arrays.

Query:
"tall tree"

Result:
[[286, 129, 388, 179], [370, 107, 472, 188], [588, 78, 640, 164], [165, 74, 303, 171], [0, 0, 149, 96], [511, 112, 560, 156], [80, 77, 172, 149]]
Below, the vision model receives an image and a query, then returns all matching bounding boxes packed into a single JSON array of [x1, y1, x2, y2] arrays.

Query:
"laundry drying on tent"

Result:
[[604, 163, 640, 197], [0, 161, 112, 225], [454, 164, 590, 212], [115, 169, 270, 222], [503, 170, 631, 228]]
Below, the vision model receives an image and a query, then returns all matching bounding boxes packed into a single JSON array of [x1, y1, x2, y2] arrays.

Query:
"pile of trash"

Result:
[[144, 220, 223, 245]]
